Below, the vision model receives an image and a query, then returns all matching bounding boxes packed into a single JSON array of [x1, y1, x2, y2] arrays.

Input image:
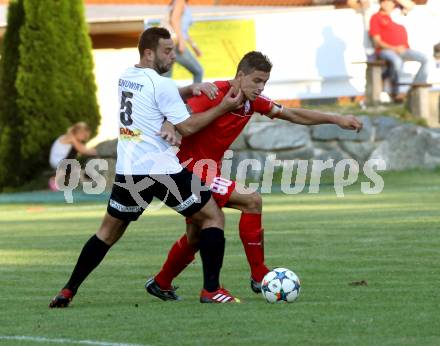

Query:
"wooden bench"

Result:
[[354, 60, 439, 126], [353, 60, 387, 105], [365, 60, 387, 105], [428, 89, 440, 128], [406, 83, 440, 127]]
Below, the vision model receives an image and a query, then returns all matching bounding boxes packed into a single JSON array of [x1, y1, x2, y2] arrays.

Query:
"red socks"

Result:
[[239, 213, 270, 282], [154, 234, 197, 290], [155, 213, 270, 289]]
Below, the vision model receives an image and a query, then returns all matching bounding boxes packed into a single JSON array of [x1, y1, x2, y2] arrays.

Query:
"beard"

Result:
[[154, 58, 173, 75]]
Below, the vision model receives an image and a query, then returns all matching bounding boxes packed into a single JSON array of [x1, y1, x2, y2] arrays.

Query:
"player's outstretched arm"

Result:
[[175, 88, 243, 137], [273, 106, 363, 132]]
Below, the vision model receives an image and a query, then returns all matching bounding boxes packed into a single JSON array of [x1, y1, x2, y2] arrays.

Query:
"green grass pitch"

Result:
[[1, 170, 440, 345]]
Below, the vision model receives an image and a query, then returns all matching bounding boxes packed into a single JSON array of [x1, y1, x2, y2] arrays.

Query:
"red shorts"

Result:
[[186, 176, 236, 224], [209, 176, 236, 208]]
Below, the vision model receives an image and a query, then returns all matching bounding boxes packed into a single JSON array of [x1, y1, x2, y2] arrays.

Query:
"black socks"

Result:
[[64, 229, 225, 295], [64, 234, 110, 294], [199, 227, 225, 292]]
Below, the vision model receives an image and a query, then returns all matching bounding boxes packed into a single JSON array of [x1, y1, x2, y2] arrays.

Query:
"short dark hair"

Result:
[[138, 27, 171, 57], [236, 51, 272, 76]]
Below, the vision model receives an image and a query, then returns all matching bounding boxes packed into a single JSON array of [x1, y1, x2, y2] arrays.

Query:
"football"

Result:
[[261, 268, 301, 303]]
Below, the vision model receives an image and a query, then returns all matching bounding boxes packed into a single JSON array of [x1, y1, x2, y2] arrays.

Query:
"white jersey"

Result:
[[49, 137, 72, 169], [115, 67, 190, 175]]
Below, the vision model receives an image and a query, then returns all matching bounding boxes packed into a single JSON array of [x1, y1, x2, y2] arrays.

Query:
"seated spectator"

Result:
[[48, 122, 97, 191], [347, 0, 414, 56], [369, 0, 428, 101]]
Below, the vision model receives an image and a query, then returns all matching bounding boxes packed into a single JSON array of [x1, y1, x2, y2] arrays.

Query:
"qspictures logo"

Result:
[[54, 148, 386, 205]]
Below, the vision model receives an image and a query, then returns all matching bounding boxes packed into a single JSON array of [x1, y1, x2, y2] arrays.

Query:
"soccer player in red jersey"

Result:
[[145, 51, 363, 302]]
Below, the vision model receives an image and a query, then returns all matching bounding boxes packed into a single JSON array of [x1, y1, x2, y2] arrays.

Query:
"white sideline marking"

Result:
[[0, 335, 146, 346]]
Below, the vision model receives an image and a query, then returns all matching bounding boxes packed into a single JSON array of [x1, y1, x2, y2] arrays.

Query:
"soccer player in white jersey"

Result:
[[49, 27, 243, 307]]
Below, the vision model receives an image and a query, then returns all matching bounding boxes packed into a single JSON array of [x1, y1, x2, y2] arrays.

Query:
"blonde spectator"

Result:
[[48, 122, 97, 191]]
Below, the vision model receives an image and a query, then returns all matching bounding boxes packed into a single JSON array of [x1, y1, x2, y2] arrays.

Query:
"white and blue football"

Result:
[[261, 268, 301, 303]]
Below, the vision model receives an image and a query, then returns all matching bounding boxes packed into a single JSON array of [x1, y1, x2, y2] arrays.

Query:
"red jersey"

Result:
[[369, 12, 409, 53], [177, 80, 274, 180]]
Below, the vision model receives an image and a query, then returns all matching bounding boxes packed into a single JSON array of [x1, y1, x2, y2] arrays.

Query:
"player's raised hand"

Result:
[[337, 115, 363, 133], [219, 87, 244, 112], [192, 82, 219, 100], [156, 120, 181, 146]]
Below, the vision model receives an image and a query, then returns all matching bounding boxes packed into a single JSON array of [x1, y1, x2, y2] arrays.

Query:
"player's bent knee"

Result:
[[96, 229, 122, 246], [96, 213, 129, 245], [244, 192, 263, 213]]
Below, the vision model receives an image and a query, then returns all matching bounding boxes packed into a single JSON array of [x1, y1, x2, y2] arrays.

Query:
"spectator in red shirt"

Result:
[[369, 0, 428, 100], [347, 0, 414, 57]]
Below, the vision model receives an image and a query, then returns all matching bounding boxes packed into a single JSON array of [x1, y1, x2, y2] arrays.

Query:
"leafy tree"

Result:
[[0, 0, 100, 190], [0, 0, 25, 188]]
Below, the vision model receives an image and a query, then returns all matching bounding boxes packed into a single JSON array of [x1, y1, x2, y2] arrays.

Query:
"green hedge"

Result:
[[0, 0, 25, 188], [0, 0, 100, 190]]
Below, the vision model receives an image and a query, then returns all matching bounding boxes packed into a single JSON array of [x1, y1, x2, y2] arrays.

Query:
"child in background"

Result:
[[49, 122, 97, 191]]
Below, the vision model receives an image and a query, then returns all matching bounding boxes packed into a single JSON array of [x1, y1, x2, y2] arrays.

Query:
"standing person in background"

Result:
[[164, 0, 204, 83], [48, 122, 97, 191], [369, 0, 427, 102]]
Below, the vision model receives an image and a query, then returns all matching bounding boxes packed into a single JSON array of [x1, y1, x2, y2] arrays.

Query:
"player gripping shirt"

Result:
[[147, 51, 362, 300], [49, 27, 245, 308], [178, 80, 278, 208]]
